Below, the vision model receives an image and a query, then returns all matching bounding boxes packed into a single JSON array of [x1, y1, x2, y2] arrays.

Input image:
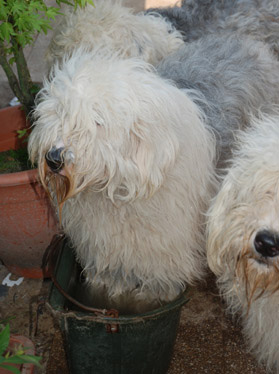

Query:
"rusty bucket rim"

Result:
[[47, 234, 189, 324]]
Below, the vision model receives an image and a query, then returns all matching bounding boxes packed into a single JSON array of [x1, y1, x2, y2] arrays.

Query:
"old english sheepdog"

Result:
[[207, 114, 279, 371], [28, 30, 279, 313], [29, 46, 216, 312], [147, 0, 279, 57], [46, 0, 184, 70]]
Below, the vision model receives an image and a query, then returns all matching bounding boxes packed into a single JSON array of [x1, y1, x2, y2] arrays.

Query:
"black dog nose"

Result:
[[45, 147, 64, 173], [254, 230, 279, 258]]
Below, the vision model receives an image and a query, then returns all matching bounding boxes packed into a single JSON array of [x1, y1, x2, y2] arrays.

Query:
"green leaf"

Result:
[[0, 22, 14, 42], [0, 324, 10, 356], [30, 84, 40, 95], [15, 33, 30, 48], [78, 0, 87, 8], [4, 354, 41, 366], [0, 4, 8, 20], [28, 0, 47, 12], [11, 2, 26, 16], [17, 129, 28, 139], [0, 364, 21, 374], [45, 7, 60, 20], [57, 0, 94, 8], [15, 17, 28, 32], [31, 19, 45, 33], [56, 0, 75, 6]]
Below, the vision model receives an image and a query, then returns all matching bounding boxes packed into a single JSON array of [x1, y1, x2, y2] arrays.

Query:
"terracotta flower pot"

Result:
[[0, 106, 58, 278], [0, 335, 36, 374]]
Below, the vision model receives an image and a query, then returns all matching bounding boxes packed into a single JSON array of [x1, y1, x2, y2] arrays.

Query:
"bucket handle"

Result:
[[43, 233, 119, 324]]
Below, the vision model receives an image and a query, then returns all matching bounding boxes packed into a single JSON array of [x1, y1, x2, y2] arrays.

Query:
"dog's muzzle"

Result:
[[45, 147, 65, 173], [254, 230, 279, 258]]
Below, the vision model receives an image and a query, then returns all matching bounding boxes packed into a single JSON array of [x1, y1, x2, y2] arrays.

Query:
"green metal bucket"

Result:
[[48, 239, 188, 374]]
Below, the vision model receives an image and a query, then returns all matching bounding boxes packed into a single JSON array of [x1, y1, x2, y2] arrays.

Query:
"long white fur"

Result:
[[46, 0, 184, 69], [207, 114, 279, 371], [29, 47, 216, 308]]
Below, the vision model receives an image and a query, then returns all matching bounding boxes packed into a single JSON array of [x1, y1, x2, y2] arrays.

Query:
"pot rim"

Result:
[[0, 168, 39, 187]]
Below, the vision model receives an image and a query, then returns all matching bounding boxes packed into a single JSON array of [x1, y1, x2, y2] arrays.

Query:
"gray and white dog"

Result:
[[152, 1, 279, 371], [155, 4, 279, 369]]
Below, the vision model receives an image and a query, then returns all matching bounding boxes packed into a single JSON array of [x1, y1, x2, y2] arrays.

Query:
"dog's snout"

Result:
[[45, 147, 64, 173], [254, 230, 279, 258]]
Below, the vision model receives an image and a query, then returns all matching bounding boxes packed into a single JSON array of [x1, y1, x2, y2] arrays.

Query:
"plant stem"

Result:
[[0, 43, 25, 105], [12, 37, 35, 115], [0, 40, 36, 117]]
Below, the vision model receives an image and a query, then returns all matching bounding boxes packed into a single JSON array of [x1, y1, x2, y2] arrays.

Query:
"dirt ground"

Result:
[[0, 263, 267, 374]]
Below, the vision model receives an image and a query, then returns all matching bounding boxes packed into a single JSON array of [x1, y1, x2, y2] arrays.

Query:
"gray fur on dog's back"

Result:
[[146, 0, 279, 57], [157, 35, 279, 166], [146, 0, 239, 40]]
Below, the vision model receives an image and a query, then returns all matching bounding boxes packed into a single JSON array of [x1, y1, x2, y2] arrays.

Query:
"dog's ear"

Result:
[[129, 119, 179, 199], [104, 120, 178, 203], [207, 171, 243, 276]]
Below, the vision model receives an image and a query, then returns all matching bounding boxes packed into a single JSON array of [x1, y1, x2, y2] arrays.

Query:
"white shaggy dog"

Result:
[[29, 47, 216, 312], [46, 0, 184, 69], [207, 114, 279, 372]]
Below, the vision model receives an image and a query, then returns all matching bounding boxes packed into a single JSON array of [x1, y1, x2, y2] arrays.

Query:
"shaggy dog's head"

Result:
[[207, 114, 279, 307], [29, 47, 202, 217]]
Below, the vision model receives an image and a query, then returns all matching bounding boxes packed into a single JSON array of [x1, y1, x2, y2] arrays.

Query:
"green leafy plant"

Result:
[[0, 0, 94, 116], [0, 319, 41, 374]]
